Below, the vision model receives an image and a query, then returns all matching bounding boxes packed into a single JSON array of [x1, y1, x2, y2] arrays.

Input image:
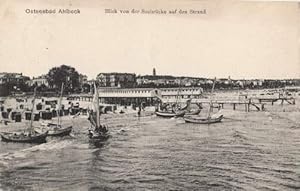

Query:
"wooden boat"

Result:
[[184, 78, 224, 125], [0, 87, 49, 143], [184, 115, 223, 124], [88, 83, 109, 141], [42, 83, 73, 137], [155, 88, 190, 118], [44, 123, 73, 137], [88, 128, 109, 140], [155, 110, 186, 118], [185, 109, 201, 116], [0, 130, 48, 143]]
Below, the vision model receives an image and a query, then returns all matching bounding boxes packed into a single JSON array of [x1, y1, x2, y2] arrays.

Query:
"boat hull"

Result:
[[185, 109, 201, 116], [88, 130, 109, 141], [0, 131, 48, 143], [184, 115, 223, 124], [155, 111, 186, 118], [48, 126, 72, 137]]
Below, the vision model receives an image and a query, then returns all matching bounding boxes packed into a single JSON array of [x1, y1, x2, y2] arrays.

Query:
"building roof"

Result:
[[97, 72, 136, 76]]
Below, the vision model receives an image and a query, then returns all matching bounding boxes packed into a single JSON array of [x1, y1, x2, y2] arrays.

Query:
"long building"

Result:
[[97, 87, 203, 106], [68, 87, 203, 106]]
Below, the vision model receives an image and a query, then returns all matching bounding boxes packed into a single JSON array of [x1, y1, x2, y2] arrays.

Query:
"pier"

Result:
[[163, 96, 295, 112]]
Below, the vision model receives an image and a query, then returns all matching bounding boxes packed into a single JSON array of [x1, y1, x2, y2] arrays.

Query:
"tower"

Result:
[[153, 68, 156, 76]]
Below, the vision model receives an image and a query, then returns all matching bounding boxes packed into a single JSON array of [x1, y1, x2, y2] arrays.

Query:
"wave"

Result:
[[0, 139, 74, 169]]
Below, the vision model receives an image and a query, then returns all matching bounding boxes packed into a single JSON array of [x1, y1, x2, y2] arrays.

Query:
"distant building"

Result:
[[27, 75, 49, 87], [96, 73, 136, 88], [0, 72, 30, 95], [136, 75, 176, 86], [0, 72, 29, 85]]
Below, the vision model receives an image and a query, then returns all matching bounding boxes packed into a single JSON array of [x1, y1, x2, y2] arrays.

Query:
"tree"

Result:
[[47, 65, 80, 93]]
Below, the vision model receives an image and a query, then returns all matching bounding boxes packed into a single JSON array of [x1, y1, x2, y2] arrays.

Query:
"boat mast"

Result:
[[30, 87, 37, 133], [57, 83, 64, 126], [208, 77, 216, 119], [93, 83, 100, 128], [176, 79, 182, 110]]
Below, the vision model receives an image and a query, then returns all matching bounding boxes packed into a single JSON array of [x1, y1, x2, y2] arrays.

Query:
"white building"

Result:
[[27, 75, 49, 87]]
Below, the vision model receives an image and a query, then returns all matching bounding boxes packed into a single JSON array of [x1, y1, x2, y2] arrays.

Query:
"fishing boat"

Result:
[[42, 123, 72, 137], [0, 130, 48, 143], [185, 108, 201, 116], [88, 83, 109, 141], [0, 88, 48, 143], [155, 87, 187, 118], [155, 110, 186, 118], [40, 83, 73, 137], [184, 114, 223, 124], [183, 78, 224, 124]]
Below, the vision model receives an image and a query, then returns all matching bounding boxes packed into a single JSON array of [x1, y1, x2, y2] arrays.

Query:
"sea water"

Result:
[[0, 103, 299, 190]]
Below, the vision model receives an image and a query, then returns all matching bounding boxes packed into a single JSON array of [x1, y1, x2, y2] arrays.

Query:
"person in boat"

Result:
[[88, 109, 108, 134], [95, 124, 108, 134]]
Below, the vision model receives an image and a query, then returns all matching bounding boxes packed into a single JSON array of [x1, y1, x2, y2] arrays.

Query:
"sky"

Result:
[[0, 0, 299, 80]]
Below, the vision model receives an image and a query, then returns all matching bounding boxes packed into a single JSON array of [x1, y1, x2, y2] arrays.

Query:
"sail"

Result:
[[208, 77, 217, 119], [92, 83, 100, 128], [29, 87, 37, 133], [57, 83, 64, 126]]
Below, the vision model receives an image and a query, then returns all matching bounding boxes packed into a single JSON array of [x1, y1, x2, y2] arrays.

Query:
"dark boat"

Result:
[[88, 83, 109, 141], [184, 115, 223, 124], [0, 130, 48, 143], [88, 129, 109, 140], [155, 110, 186, 118]]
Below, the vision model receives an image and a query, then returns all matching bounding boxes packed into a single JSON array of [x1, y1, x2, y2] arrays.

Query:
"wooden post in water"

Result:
[[247, 99, 251, 112], [233, 103, 236, 110], [261, 104, 265, 111]]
